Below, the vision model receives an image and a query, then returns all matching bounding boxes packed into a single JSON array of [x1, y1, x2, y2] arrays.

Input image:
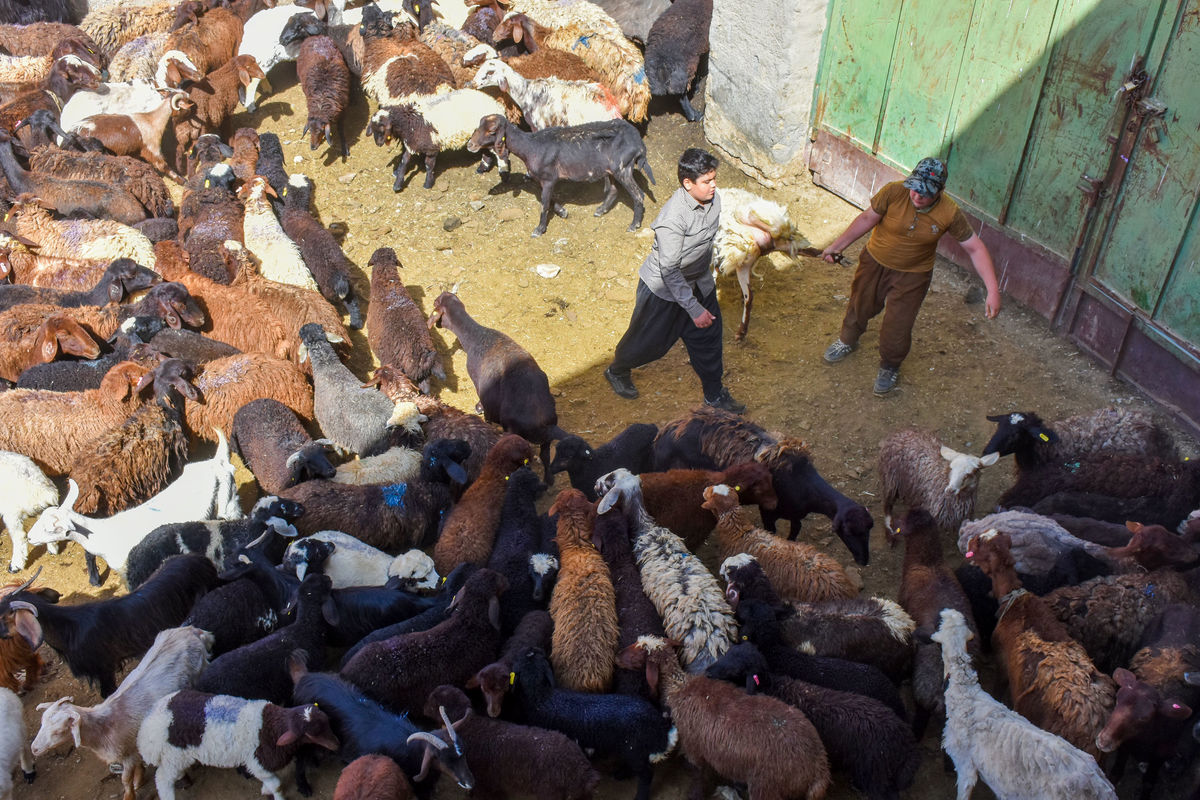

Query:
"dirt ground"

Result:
[[8, 67, 1199, 800]]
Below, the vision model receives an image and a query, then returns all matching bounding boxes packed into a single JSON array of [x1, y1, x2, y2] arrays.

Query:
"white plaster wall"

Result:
[[705, 0, 830, 186]]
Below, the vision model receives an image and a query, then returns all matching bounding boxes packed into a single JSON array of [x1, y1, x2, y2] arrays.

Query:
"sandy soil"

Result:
[[6, 67, 1198, 800]]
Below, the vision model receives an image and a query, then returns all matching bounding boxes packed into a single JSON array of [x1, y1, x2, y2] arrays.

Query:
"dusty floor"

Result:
[[7, 67, 1199, 800]]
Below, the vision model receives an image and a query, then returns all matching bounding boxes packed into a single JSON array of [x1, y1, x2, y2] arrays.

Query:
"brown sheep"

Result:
[[161, 6, 244, 74], [0, 360, 150, 474], [228, 127, 260, 184], [366, 247, 443, 392], [547, 489, 618, 693], [359, 9, 454, 106], [334, 754, 413, 800], [171, 55, 265, 172], [2, 195, 157, 270], [0, 312, 99, 383], [295, 28, 351, 158], [433, 434, 532, 574], [182, 352, 315, 443], [0, 56, 101, 150], [705, 485, 859, 604], [29, 146, 175, 219], [0, 231, 111, 290], [0, 23, 101, 59], [638, 461, 777, 550], [966, 531, 1116, 757]]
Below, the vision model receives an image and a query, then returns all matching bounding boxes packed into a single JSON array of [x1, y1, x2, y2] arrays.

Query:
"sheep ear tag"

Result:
[[508, 671, 515, 685]]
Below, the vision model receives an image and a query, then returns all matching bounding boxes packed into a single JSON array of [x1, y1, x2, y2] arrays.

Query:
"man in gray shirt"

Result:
[[605, 148, 745, 413]]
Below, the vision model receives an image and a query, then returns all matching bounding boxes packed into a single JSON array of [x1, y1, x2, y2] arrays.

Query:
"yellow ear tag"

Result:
[[508, 671, 515, 685], [1038, 433, 1050, 441], [523, 458, 529, 465], [741, 635, 748, 641], [204, 179, 211, 187], [505, 475, 509, 481], [734, 485, 741, 492], [282, 188, 287, 196]]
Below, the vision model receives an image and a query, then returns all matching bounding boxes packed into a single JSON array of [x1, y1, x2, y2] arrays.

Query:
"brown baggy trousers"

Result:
[[838, 247, 933, 370]]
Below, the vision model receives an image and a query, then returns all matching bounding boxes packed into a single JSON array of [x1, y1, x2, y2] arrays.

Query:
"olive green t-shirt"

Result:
[[865, 181, 974, 273]]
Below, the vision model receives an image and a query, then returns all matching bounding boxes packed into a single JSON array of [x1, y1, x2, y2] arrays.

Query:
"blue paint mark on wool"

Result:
[[206, 695, 245, 725], [574, 34, 593, 49], [383, 483, 408, 509], [633, 66, 645, 83]]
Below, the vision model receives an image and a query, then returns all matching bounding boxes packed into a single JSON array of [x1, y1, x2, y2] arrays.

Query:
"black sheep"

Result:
[[0, 257, 160, 312], [233, 397, 337, 496], [467, 609, 553, 718], [549, 422, 658, 500], [279, 173, 363, 328], [487, 466, 550, 635], [366, 246, 442, 390], [643, 0, 712, 121], [148, 328, 242, 367]]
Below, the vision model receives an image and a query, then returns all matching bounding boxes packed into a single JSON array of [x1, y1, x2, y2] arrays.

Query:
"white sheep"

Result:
[[281, 532, 439, 590], [877, 427, 999, 539], [0, 687, 34, 800], [238, 176, 318, 291], [596, 468, 737, 673], [107, 33, 169, 83], [31, 626, 213, 800], [236, 5, 317, 109], [26, 429, 242, 583], [931, 608, 1117, 800], [59, 80, 165, 134], [0, 451, 58, 573], [470, 59, 622, 130], [331, 445, 421, 486], [957, 510, 1114, 577]]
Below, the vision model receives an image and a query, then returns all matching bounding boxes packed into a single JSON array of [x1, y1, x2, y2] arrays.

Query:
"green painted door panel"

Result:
[[1004, 0, 1163, 258], [874, 1, 976, 171], [945, 0, 1059, 220], [1157, 223, 1200, 343], [815, 0, 904, 151], [1093, 5, 1200, 320]]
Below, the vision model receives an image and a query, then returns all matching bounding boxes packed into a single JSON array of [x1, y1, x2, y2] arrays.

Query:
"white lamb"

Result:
[[931, 608, 1117, 800], [0, 451, 58, 573], [282, 531, 439, 589], [26, 429, 242, 582], [470, 59, 622, 130], [31, 626, 213, 800], [0, 687, 34, 800], [239, 176, 317, 291], [236, 5, 317, 109]]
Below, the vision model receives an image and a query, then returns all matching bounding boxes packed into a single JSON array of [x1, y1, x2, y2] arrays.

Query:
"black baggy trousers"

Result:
[[610, 279, 724, 399]]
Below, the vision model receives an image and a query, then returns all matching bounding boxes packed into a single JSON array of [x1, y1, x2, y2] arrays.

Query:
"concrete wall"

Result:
[[704, 0, 830, 187]]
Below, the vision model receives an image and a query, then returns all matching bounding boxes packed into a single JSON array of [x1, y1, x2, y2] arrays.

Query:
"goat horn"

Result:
[[439, 705, 463, 750], [10, 566, 42, 595], [9, 600, 38, 617], [405, 731, 447, 750]]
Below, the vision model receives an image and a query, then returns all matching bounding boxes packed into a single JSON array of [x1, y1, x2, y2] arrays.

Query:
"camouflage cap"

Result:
[[903, 157, 948, 198]]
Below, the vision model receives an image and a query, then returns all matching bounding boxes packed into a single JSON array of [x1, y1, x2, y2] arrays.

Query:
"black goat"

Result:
[[0, 555, 218, 696], [549, 422, 658, 500], [467, 114, 654, 237]]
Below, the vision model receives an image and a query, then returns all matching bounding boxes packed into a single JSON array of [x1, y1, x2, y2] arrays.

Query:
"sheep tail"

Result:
[[649, 725, 678, 763], [637, 154, 655, 185]]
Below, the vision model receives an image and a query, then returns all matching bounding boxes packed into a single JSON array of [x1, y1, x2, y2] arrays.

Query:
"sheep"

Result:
[[160, 6, 244, 76], [507, 644, 674, 800], [467, 608, 554, 717], [878, 427, 999, 540], [64, 356, 194, 518], [546, 488, 618, 692], [0, 56, 101, 149], [26, 429, 241, 586], [426, 684, 599, 800], [470, 55, 623, 131], [486, 14, 606, 85], [283, 531, 437, 590], [288, 651, 474, 797], [434, 433, 533, 574], [0, 311, 99, 383], [653, 406, 875, 566], [0, 687, 33, 799], [367, 365, 502, 484], [0, 133, 149, 226], [0, 450, 56, 572], [0, 360, 151, 475], [107, 33, 170, 83], [328, 441, 424, 486], [171, 54, 266, 170], [618, 635, 831, 800], [931, 608, 1118, 800], [291, 17, 352, 158], [359, 9, 454, 107], [638, 462, 778, 551], [334, 755, 413, 800], [549, 423, 657, 500], [280, 173, 364, 328], [0, 38, 100, 100], [0, 255, 159, 313], [67, 91, 195, 184], [0, 230, 110, 289], [486, 467, 553, 635], [233, 397, 336, 495], [367, 246, 443, 390], [79, 2, 178, 58], [595, 468, 737, 673], [340, 568, 508, 716], [2, 195, 157, 268], [428, 291, 565, 476], [964, 530, 1116, 756], [237, 5, 318, 109], [642, 0, 710, 120], [13, 319, 162, 393], [719, 555, 913, 678], [893, 506, 978, 737], [182, 352, 315, 443], [137, 688, 339, 800], [705, 643, 919, 800], [297, 321, 394, 456], [238, 175, 318, 291], [57, 79, 167, 135], [255, 130, 290, 197], [127, 494, 303, 592], [30, 626, 212, 800], [177, 163, 244, 284], [0, 555, 218, 696], [1096, 604, 1200, 800], [706, 487, 858, 604], [148, 328, 241, 366], [981, 408, 1177, 471]]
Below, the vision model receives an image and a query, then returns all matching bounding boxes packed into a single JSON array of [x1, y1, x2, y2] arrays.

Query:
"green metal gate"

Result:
[[808, 0, 1200, 434]]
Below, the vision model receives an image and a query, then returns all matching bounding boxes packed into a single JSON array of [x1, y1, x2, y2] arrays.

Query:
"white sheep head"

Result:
[[940, 446, 1000, 494], [31, 697, 80, 755], [26, 480, 86, 547], [930, 608, 974, 656], [388, 549, 439, 590], [469, 59, 511, 92], [595, 468, 641, 514]]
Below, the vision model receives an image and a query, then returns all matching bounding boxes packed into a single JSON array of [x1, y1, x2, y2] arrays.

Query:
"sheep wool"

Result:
[[239, 177, 317, 291], [0, 450, 57, 572]]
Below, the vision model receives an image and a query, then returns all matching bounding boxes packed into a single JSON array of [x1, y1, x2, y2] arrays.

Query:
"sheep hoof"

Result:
[[531, 228, 545, 237], [626, 222, 639, 232], [22, 770, 34, 784], [7, 564, 19, 574]]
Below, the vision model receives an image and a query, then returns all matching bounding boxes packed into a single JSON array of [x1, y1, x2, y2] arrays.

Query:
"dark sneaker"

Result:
[[604, 367, 638, 399], [823, 338, 856, 364], [873, 367, 899, 396], [705, 388, 746, 415]]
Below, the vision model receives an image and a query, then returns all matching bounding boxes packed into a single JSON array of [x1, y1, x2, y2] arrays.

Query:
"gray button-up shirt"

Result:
[[638, 186, 721, 319]]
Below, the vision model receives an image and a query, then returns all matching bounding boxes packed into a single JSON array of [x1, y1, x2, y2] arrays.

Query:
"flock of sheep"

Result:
[[0, 0, 1198, 799]]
